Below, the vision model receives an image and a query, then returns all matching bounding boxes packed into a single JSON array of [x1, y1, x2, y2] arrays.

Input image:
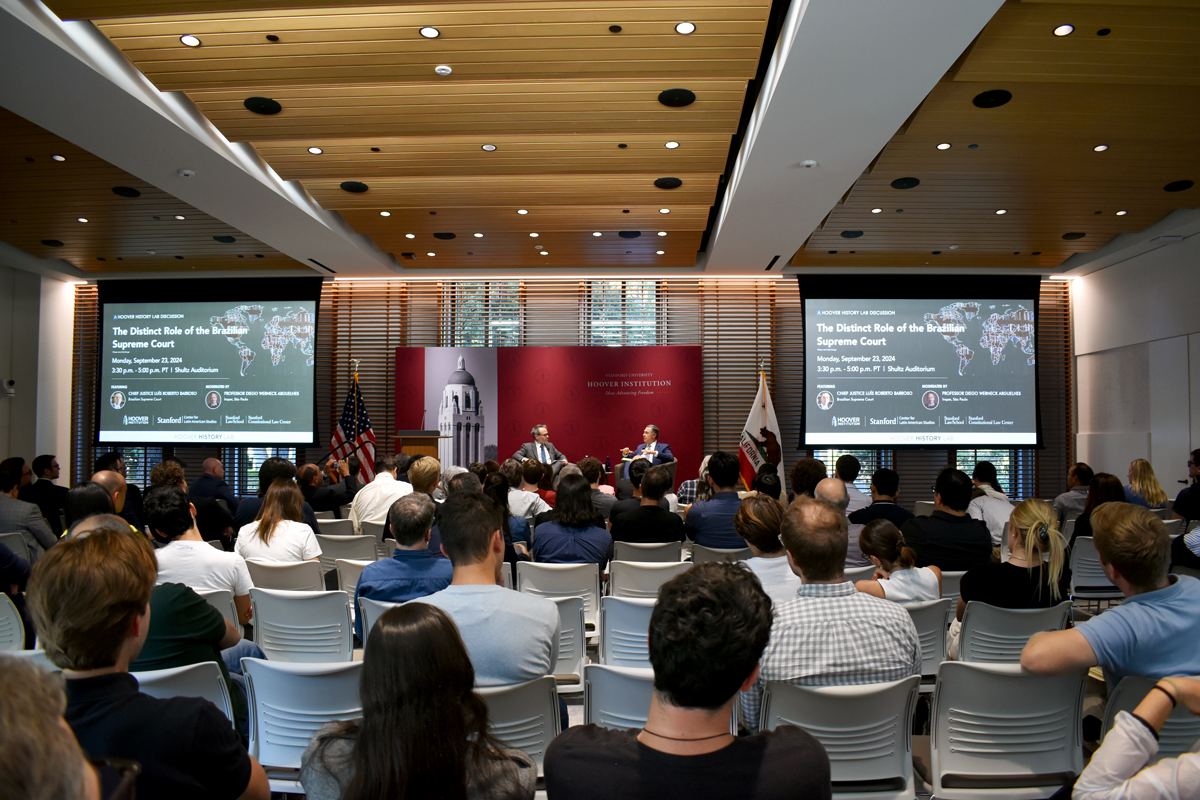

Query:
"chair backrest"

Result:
[[1062, 518, 1076, 539], [516, 562, 601, 628], [319, 518, 356, 536], [608, 560, 691, 599], [1161, 518, 1183, 538], [958, 601, 1072, 664], [613, 540, 682, 563], [843, 564, 875, 583], [690, 544, 752, 563], [335, 558, 374, 596], [939, 570, 966, 603], [357, 596, 401, 645], [316, 535, 377, 574], [360, 520, 385, 540], [8, 647, 57, 669], [905, 598, 952, 678], [245, 559, 322, 591], [1069, 537, 1122, 596], [478, 676, 560, 776], [914, 501, 935, 517], [0, 531, 31, 564], [206, 539, 225, 551], [584, 664, 655, 731], [1172, 564, 1200, 580], [250, 587, 353, 662], [1102, 676, 1200, 764], [0, 593, 25, 651], [194, 588, 238, 628], [761, 676, 920, 791], [551, 596, 586, 689], [382, 538, 399, 558], [133, 661, 233, 723], [313, 510, 335, 520], [930, 662, 1086, 796], [600, 596, 656, 668], [242, 658, 363, 770]]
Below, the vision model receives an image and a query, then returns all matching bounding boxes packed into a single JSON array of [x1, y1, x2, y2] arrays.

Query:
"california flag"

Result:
[[738, 373, 787, 504]]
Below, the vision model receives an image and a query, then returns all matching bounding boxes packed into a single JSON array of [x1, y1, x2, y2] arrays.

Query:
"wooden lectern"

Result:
[[394, 430, 448, 458]]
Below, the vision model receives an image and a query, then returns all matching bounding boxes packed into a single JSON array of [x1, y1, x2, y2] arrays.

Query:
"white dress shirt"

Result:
[[844, 482, 871, 513], [968, 489, 1014, 546], [350, 472, 413, 531]]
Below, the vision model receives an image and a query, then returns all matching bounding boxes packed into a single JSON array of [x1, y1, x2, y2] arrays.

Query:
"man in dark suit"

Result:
[[298, 459, 359, 518], [512, 424, 567, 467], [620, 424, 674, 479], [19, 454, 68, 530], [189, 458, 238, 510], [0, 462, 57, 560]]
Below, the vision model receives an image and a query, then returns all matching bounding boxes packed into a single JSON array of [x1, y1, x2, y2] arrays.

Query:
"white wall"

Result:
[[0, 264, 42, 462], [36, 275, 74, 485]]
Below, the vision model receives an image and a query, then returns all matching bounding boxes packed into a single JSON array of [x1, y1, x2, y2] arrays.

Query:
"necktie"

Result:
[[540, 444, 548, 463]]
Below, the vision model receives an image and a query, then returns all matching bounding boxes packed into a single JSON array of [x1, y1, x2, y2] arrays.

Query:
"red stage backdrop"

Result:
[[395, 346, 703, 486]]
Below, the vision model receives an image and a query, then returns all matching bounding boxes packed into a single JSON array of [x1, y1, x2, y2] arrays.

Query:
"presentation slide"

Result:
[[800, 276, 1041, 447], [96, 279, 321, 445]]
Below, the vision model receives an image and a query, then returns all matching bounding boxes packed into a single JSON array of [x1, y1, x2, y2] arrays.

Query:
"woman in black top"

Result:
[[1070, 472, 1125, 550]]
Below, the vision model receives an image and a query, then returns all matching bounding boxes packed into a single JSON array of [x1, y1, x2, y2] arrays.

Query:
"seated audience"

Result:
[[233, 456, 322, 535], [0, 456, 32, 489], [482, 472, 533, 559], [610, 464, 686, 545], [1022, 503, 1200, 685], [235, 479, 321, 563], [578, 457, 616, 520], [1053, 461, 1094, 522], [736, 494, 800, 605], [1172, 448, 1200, 523], [93, 452, 143, 531], [751, 468, 783, 501], [27, 520, 269, 799], [609, 459, 670, 528], [19, 453, 67, 529], [674, 455, 711, 507], [302, 603, 536, 800], [0, 460, 57, 558], [835, 454, 870, 512], [544, 561, 831, 800], [1070, 473, 1126, 549], [854, 519, 941, 604], [467, 461, 489, 484], [150, 460, 235, 548], [503, 460, 551, 522], [848, 468, 914, 527], [437, 465, 468, 502], [815, 477, 868, 567], [64, 480, 117, 532], [534, 461, 557, 507], [189, 458, 238, 510], [1125, 458, 1168, 509], [1071, 676, 1200, 800], [740, 496, 921, 731], [298, 459, 359, 517], [683, 451, 746, 550], [533, 465, 605, 531], [0, 541, 33, 647], [349, 454, 412, 531], [967, 461, 1014, 548], [900, 468, 993, 572], [531, 474, 613, 570], [789, 457, 827, 500], [408, 456, 441, 500]]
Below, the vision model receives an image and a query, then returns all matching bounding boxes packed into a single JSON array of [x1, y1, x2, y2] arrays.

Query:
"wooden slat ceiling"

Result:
[[38, 0, 772, 271], [0, 107, 295, 273], [792, 0, 1200, 271]]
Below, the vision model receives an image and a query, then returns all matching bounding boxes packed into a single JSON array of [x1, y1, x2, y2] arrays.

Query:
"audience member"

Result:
[[1172, 448, 1200, 523], [854, 520, 941, 605], [735, 494, 800, 605], [751, 467, 783, 500], [531, 473, 613, 570], [1125, 458, 1168, 509], [302, 603, 536, 800], [482, 471, 533, 561], [19, 453, 67, 529], [0, 456, 32, 488], [545, 561, 831, 800], [789, 457, 827, 500], [674, 455, 711, 507], [150, 460, 236, 548], [407, 456, 441, 498], [1053, 462, 1094, 521], [349, 453, 412, 531], [683, 451, 746, 550], [232, 456, 322, 534], [0, 541, 33, 647], [610, 464, 686, 545], [900, 468, 993, 572], [1070, 473, 1126, 549], [578, 457, 617, 520], [64, 480, 116, 531], [28, 521, 268, 800], [467, 461, 489, 484], [534, 461, 557, 507], [848, 468, 914, 527], [437, 464, 467, 501], [609, 459, 670, 527], [394, 453, 415, 484], [740, 496, 921, 731], [189, 458, 238, 509], [298, 459, 359, 517], [508, 459, 551, 522], [1022, 503, 1200, 685], [815, 477, 868, 567], [835, 454, 870, 512], [967, 461, 1014, 548], [352, 493, 453, 639], [235, 479, 321, 563], [0, 461, 57, 558], [483, 459, 501, 475], [93, 452, 143, 531], [533, 464, 605, 531]]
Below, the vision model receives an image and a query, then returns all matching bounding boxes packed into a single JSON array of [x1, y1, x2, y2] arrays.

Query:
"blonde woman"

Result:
[[854, 519, 942, 604], [1125, 459, 1168, 509], [407, 456, 441, 498], [235, 478, 320, 563]]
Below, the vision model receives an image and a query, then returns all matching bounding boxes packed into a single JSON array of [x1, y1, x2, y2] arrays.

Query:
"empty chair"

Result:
[[917, 662, 1086, 800], [241, 658, 363, 793], [613, 541, 682, 563], [195, 588, 238, 628], [1062, 518, 1076, 540], [552, 596, 586, 693], [516, 562, 601, 629], [844, 564, 876, 583], [478, 676, 560, 776], [939, 570, 967, 625], [316, 534, 376, 575], [335, 558, 373, 596], [0, 593, 24, 651], [958, 601, 1072, 664], [761, 675, 921, 800], [0, 531, 31, 564], [1102, 676, 1200, 765], [1069, 537, 1124, 601], [584, 664, 655, 731], [600, 595, 655, 668], [320, 518, 355, 536], [608, 560, 691, 599], [313, 510, 335, 520], [360, 520, 385, 540], [250, 587, 353, 662], [357, 596, 400, 645], [245, 559, 322, 591], [381, 538, 399, 558], [1161, 518, 1182, 538], [690, 544, 752, 563], [133, 661, 233, 723], [905, 598, 952, 690], [914, 501, 935, 517]]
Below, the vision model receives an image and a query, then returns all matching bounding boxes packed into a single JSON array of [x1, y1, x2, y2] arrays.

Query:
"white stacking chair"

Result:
[[9, 647, 57, 669], [608, 560, 691, 599], [502, 565, 514, 590], [517, 562, 601, 629], [478, 676, 560, 776], [313, 509, 335, 520], [844, 564, 876, 583], [245, 559, 322, 591], [551, 596, 586, 694], [1161, 518, 1182, 538], [360, 520, 385, 539], [241, 658, 363, 793], [382, 538, 400, 558], [133, 661, 234, 724], [318, 518, 356, 537], [195, 588, 239, 629], [1150, 507, 1170, 520], [613, 541, 682, 562], [316, 534, 377, 574], [584, 664, 655, 731], [1069, 537, 1124, 603], [1102, 676, 1200, 764], [599, 595, 655, 668], [0, 593, 24, 651], [0, 531, 31, 564], [905, 598, 952, 692], [939, 570, 967, 625], [1172, 564, 1200, 580], [250, 587, 353, 662], [918, 662, 1086, 800], [914, 501, 935, 517], [690, 544, 752, 563], [1062, 519, 1076, 540], [958, 601, 1071, 664], [357, 596, 401, 645], [761, 676, 921, 800], [206, 539, 225, 551], [336, 558, 373, 596]]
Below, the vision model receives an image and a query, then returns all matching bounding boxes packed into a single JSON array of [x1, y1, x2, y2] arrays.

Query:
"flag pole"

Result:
[[350, 358, 362, 453]]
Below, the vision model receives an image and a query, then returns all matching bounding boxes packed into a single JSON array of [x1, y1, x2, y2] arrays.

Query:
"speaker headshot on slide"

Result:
[[513, 424, 567, 466], [206, 391, 221, 409], [922, 391, 939, 410], [621, 424, 674, 479], [816, 391, 834, 410], [110, 391, 125, 409]]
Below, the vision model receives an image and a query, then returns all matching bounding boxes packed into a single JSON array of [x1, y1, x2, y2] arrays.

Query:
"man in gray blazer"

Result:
[[0, 463, 57, 561], [512, 424, 568, 466]]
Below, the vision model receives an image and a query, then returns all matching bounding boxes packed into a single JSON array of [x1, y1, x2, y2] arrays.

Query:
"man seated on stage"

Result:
[[232, 457, 323, 536], [189, 458, 238, 511], [611, 465, 685, 544], [512, 424, 567, 468], [683, 451, 746, 550], [298, 459, 359, 518], [350, 453, 412, 532], [620, 424, 675, 479]]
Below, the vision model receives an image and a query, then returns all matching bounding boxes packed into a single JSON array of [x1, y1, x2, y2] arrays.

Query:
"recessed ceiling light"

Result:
[[871, 208, 882, 214], [51, 155, 65, 162], [659, 208, 670, 214], [474, 232, 483, 237], [1093, 144, 1109, 152], [656, 250, 665, 255], [1053, 24, 1074, 36], [540, 251, 548, 256], [427, 252, 436, 257], [517, 209, 528, 215], [675, 21, 696, 34], [76, 217, 88, 223], [481, 144, 497, 152], [307, 146, 323, 154], [1116, 210, 1128, 215], [379, 211, 391, 217], [434, 65, 452, 75], [180, 34, 201, 47], [657, 231, 667, 236], [419, 26, 440, 38], [995, 209, 1007, 215], [936, 143, 952, 150], [529, 233, 539, 237], [405, 233, 416, 239], [174, 215, 185, 220], [665, 141, 680, 149], [592, 232, 602, 237]]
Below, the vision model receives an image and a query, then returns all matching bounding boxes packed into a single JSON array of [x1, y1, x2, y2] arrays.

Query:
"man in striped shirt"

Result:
[[740, 495, 921, 731]]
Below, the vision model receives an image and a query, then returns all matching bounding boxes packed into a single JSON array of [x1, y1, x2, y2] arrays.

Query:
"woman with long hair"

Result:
[[530, 473, 612, 570], [1125, 458, 1168, 509], [63, 481, 116, 531], [854, 519, 942, 604], [234, 478, 320, 562], [481, 472, 531, 564], [301, 603, 535, 800], [1073, 473, 1127, 548], [735, 494, 800, 605]]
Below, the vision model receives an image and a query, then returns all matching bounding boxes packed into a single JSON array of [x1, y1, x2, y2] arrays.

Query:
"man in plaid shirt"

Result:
[[740, 496, 922, 731]]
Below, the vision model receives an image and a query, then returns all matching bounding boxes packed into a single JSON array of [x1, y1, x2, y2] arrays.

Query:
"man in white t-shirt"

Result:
[[835, 454, 871, 513], [350, 453, 412, 532]]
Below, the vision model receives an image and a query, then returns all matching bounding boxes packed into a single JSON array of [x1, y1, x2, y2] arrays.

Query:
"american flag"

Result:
[[330, 381, 376, 482]]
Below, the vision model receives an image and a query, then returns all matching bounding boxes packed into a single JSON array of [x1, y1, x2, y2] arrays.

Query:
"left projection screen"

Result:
[[97, 278, 322, 445]]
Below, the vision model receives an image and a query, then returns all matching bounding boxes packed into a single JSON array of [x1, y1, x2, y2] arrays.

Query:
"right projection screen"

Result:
[[799, 275, 1042, 448]]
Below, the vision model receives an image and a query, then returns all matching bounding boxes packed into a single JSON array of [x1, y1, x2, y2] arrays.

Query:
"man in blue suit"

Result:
[[621, 424, 674, 479]]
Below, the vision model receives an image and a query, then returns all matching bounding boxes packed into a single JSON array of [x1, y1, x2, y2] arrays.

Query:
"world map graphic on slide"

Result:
[[924, 301, 1035, 376], [209, 305, 316, 376]]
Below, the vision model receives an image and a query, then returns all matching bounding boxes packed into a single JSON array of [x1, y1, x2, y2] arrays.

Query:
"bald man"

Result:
[[189, 458, 238, 510], [90, 471, 142, 534], [814, 477, 870, 568]]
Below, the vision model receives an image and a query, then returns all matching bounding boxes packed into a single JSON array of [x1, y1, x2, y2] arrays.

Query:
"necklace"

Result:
[[641, 728, 731, 742]]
